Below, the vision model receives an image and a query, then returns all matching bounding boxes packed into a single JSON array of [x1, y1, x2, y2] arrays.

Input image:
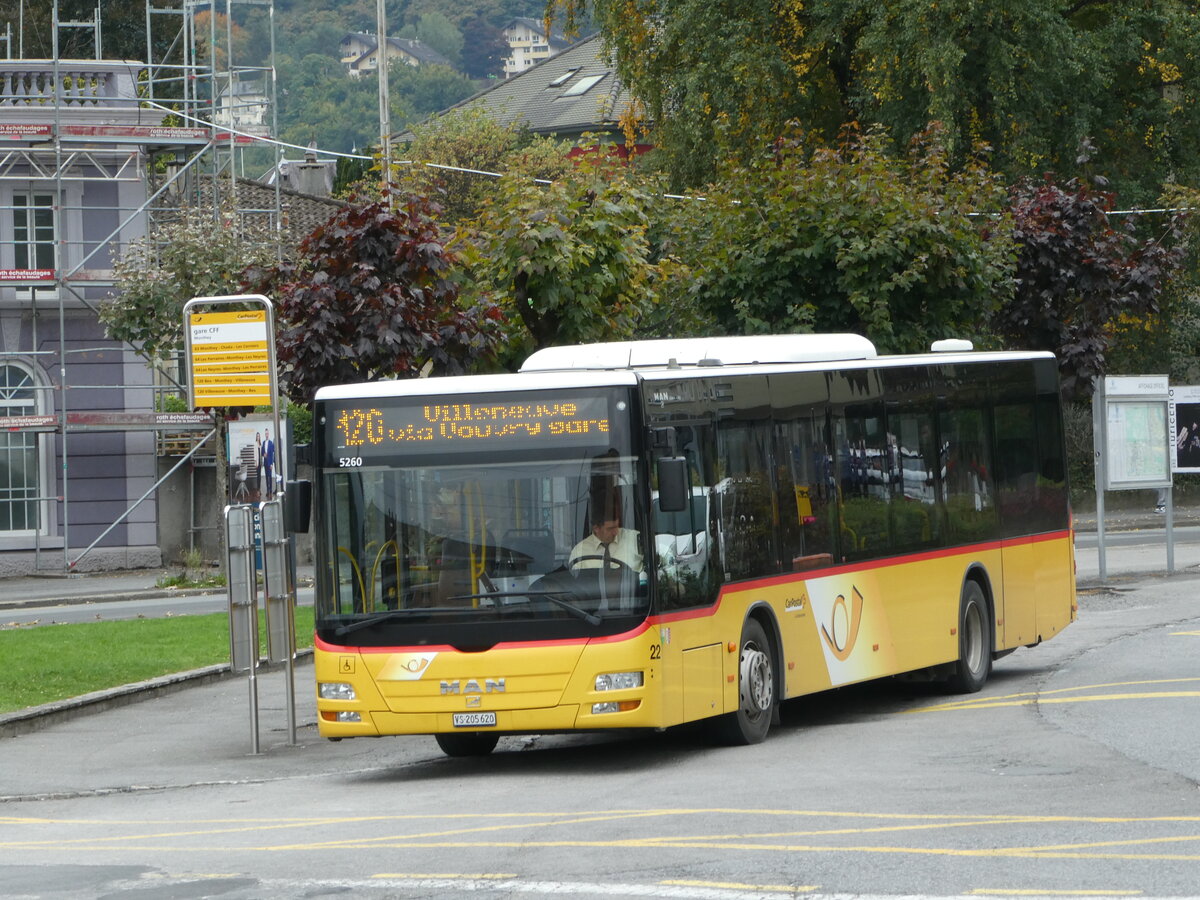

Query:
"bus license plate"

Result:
[[452, 712, 496, 728]]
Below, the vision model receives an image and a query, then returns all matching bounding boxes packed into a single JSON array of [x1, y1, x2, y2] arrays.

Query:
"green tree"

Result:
[[667, 125, 1014, 354], [394, 107, 575, 223], [400, 11, 465, 68], [101, 209, 278, 367], [473, 161, 662, 352], [548, 0, 1200, 198], [242, 190, 502, 403]]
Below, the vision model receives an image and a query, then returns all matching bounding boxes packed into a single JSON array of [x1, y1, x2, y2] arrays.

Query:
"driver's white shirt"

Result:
[[568, 528, 643, 571]]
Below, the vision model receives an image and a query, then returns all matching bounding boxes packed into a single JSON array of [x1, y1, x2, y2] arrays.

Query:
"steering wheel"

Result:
[[568, 554, 636, 576]]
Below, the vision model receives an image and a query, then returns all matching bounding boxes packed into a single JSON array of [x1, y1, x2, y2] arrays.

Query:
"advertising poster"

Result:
[[227, 416, 286, 505], [1169, 385, 1200, 474]]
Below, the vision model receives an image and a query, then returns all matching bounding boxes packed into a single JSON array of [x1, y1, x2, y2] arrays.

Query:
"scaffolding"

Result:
[[0, 0, 284, 573]]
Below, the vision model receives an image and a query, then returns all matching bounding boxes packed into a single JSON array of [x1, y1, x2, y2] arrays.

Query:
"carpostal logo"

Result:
[[784, 593, 808, 613], [820, 585, 864, 662]]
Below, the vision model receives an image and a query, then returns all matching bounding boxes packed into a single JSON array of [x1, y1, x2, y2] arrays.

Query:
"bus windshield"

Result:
[[315, 395, 648, 645]]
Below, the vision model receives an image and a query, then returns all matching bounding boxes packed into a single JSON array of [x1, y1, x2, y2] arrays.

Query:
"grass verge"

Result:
[[0, 607, 314, 714]]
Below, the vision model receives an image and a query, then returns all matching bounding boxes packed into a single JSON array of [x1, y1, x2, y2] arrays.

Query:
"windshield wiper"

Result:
[[527, 589, 601, 625]]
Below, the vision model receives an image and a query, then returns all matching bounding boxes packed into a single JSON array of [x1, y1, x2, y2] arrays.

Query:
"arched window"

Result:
[[0, 363, 42, 533]]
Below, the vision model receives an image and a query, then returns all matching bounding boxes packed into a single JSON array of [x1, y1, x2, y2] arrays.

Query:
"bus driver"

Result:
[[569, 510, 643, 573]]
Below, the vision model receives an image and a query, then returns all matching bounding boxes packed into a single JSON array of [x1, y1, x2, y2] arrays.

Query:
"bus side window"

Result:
[[772, 413, 834, 571], [939, 403, 998, 544], [835, 400, 891, 560]]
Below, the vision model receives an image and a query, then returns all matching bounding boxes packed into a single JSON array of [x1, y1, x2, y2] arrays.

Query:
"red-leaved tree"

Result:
[[244, 190, 501, 404], [997, 176, 1185, 400]]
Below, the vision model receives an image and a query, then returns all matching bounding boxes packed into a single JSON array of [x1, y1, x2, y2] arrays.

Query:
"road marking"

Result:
[[969, 891, 1142, 896], [5, 810, 1200, 861], [907, 677, 1200, 714], [663, 880, 819, 893], [366, 877, 815, 898]]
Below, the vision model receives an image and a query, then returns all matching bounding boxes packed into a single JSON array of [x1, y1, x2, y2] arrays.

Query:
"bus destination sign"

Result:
[[329, 396, 612, 457]]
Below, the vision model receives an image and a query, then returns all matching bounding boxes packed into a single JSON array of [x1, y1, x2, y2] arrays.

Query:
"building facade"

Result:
[[0, 58, 214, 574], [339, 33, 452, 78], [501, 18, 571, 77]]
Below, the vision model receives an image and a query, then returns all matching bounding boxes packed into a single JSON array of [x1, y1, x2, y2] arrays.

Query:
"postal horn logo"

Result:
[[820, 585, 864, 662]]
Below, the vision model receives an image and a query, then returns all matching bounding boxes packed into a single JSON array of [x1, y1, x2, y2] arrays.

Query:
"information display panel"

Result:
[[323, 393, 617, 465]]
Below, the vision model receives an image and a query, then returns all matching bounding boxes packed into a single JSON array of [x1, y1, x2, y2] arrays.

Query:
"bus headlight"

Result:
[[595, 671, 643, 691], [319, 682, 356, 701]]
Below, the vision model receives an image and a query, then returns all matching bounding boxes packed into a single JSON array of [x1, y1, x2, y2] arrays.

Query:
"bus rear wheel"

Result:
[[713, 618, 775, 745], [435, 731, 499, 757], [948, 580, 992, 693]]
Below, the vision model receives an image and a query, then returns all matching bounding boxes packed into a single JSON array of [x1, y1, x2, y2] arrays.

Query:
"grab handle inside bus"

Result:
[[656, 457, 689, 512]]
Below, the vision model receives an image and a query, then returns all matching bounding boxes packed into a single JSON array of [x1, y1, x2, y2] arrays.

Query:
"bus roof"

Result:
[[312, 338, 1058, 402], [520, 334, 878, 372]]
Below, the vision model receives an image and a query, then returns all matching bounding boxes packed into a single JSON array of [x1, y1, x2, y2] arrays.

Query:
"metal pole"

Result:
[[1092, 386, 1107, 583], [376, 0, 390, 191], [1166, 485, 1174, 573]]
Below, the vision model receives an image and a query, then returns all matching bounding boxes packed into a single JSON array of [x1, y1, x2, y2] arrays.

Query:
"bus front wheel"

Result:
[[435, 731, 500, 757], [949, 580, 992, 693], [714, 618, 775, 745]]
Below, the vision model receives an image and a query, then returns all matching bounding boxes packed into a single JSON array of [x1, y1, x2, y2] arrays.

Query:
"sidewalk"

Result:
[[0, 565, 315, 611]]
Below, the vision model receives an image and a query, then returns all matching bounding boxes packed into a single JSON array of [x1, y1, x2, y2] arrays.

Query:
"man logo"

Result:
[[820, 585, 864, 662]]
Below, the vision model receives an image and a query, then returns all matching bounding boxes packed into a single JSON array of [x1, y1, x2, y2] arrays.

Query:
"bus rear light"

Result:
[[319, 682, 356, 701], [592, 700, 641, 715], [595, 671, 643, 691]]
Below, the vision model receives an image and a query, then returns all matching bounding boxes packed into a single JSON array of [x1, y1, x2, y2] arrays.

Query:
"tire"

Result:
[[948, 580, 992, 693], [435, 731, 499, 757], [713, 618, 775, 745]]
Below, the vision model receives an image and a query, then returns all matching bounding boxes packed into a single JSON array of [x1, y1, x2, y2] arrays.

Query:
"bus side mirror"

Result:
[[284, 479, 312, 533], [656, 457, 689, 512]]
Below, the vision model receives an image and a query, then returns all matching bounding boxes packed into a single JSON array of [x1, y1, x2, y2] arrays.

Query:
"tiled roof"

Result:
[[165, 177, 346, 251], [427, 33, 631, 139]]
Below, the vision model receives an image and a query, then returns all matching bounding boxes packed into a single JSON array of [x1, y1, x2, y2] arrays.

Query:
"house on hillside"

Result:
[[340, 33, 452, 78], [502, 18, 572, 77], [427, 33, 647, 153]]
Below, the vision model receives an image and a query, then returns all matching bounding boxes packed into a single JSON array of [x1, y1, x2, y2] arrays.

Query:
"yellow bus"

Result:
[[310, 335, 1076, 755]]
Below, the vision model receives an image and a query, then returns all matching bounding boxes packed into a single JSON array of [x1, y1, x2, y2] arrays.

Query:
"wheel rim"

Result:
[[740, 639, 773, 718], [963, 601, 983, 674]]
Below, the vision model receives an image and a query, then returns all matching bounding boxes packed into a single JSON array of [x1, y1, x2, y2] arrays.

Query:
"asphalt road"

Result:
[[2, 528, 1200, 898]]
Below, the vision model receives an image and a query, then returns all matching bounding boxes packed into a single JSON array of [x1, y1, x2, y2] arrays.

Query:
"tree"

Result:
[[0, 0, 172, 61], [665, 125, 1014, 354], [547, 0, 1200, 198], [101, 209, 278, 367], [394, 107, 575, 223], [995, 175, 1186, 401], [460, 13, 509, 79], [402, 11, 465, 69], [242, 190, 502, 404], [472, 160, 662, 353]]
